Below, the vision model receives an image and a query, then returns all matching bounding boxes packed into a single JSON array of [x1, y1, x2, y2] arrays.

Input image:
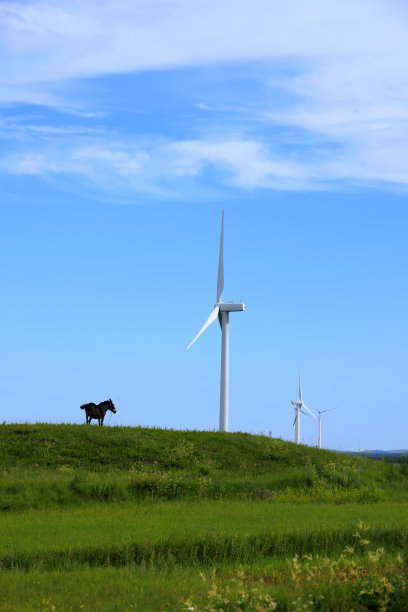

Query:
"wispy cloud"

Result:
[[2, 0, 406, 86], [0, 131, 382, 199], [1, 0, 407, 195]]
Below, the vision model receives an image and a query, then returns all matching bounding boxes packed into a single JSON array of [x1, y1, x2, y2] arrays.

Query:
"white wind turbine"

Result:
[[315, 406, 336, 449], [291, 369, 315, 444], [187, 210, 245, 432]]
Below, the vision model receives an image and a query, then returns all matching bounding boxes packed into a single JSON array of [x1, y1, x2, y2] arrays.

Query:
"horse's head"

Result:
[[108, 398, 117, 413]]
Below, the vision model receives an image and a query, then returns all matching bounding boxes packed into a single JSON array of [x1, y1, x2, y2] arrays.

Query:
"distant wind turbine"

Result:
[[187, 210, 245, 432], [291, 369, 315, 444], [315, 406, 336, 449]]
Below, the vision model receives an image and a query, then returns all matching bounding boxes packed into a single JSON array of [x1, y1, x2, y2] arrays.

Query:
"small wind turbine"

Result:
[[291, 369, 315, 444], [187, 210, 245, 432], [315, 406, 336, 449]]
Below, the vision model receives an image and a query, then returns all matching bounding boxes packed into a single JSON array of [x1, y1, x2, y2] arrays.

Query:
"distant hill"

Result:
[[340, 449, 408, 462]]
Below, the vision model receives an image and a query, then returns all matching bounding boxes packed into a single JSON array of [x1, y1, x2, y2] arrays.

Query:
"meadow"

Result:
[[0, 424, 407, 610]]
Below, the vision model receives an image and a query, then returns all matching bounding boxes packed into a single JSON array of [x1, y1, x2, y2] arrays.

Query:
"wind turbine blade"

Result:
[[305, 399, 321, 414], [218, 309, 222, 329], [293, 414, 297, 426], [186, 306, 220, 350], [216, 210, 224, 303], [321, 408, 336, 413], [298, 368, 302, 402], [301, 403, 316, 419]]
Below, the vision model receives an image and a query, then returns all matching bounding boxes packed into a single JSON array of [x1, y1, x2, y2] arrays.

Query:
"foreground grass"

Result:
[[1, 424, 407, 610], [1, 549, 407, 611], [0, 500, 407, 571]]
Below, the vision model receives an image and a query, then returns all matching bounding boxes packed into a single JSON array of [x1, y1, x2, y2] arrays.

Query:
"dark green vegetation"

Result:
[[342, 450, 408, 463], [0, 424, 407, 610]]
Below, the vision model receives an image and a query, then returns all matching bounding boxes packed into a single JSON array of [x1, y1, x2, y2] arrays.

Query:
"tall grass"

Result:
[[1, 501, 407, 571], [0, 467, 388, 511], [1, 526, 407, 611], [1, 525, 406, 572]]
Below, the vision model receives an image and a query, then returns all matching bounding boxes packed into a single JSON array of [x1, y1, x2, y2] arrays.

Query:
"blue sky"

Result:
[[1, 0, 407, 449]]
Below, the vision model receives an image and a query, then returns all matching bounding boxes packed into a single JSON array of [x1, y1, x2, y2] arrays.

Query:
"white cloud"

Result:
[[1, 1, 406, 92], [1, 0, 407, 194]]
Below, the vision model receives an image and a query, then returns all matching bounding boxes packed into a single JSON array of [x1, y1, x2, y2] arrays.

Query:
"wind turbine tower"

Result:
[[291, 369, 315, 444], [187, 210, 245, 432]]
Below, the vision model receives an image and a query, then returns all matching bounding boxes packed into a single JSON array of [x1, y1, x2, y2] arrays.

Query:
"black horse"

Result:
[[80, 399, 117, 426]]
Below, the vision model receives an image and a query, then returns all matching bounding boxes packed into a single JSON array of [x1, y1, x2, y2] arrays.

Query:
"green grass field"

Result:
[[0, 424, 407, 610]]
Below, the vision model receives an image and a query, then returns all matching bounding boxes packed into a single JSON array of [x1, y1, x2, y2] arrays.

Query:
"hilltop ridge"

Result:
[[0, 423, 407, 511], [0, 423, 346, 470]]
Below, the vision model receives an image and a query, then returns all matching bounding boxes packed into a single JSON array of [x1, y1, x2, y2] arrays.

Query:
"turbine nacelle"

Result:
[[217, 302, 245, 312]]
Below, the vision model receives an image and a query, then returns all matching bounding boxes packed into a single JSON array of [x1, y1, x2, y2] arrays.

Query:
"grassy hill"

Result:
[[1, 423, 407, 511], [1, 424, 408, 610]]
